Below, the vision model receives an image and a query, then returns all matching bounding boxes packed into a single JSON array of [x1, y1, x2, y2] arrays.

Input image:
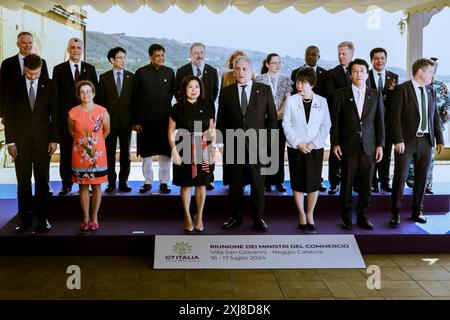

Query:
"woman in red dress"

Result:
[[69, 80, 110, 231]]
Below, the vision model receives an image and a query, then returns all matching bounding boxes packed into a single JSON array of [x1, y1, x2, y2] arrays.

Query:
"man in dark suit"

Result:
[[331, 58, 384, 230], [175, 42, 219, 190], [132, 44, 175, 194], [324, 41, 354, 195], [52, 37, 98, 195], [390, 58, 444, 226], [217, 56, 278, 231], [367, 47, 399, 193], [0, 32, 49, 120], [4, 54, 60, 233], [291, 45, 327, 97], [97, 47, 133, 193], [291, 45, 328, 191]]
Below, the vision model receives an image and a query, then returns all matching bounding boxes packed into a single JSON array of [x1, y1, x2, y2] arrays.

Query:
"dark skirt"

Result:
[[288, 147, 324, 193], [173, 163, 211, 187], [136, 120, 171, 157]]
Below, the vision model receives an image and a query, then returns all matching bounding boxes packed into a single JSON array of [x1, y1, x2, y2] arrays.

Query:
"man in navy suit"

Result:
[[52, 38, 98, 195], [331, 58, 384, 230], [367, 47, 399, 193], [390, 58, 444, 226], [5, 54, 60, 233]]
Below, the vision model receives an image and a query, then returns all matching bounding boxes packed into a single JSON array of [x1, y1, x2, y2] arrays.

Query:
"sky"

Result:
[[85, 5, 450, 76]]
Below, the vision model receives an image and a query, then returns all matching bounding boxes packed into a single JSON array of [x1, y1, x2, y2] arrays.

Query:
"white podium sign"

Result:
[[154, 235, 366, 269]]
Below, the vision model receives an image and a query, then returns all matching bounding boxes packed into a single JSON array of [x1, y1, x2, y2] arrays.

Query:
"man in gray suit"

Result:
[[96, 47, 134, 193]]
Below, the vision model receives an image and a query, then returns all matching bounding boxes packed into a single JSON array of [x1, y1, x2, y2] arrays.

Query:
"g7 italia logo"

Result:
[[165, 242, 199, 261]]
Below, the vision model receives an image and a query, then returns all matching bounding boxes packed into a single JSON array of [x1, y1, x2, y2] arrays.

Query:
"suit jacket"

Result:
[[291, 65, 327, 97], [390, 80, 444, 147], [175, 63, 219, 118], [4, 76, 60, 151], [282, 93, 331, 149], [132, 64, 175, 124], [367, 69, 399, 126], [217, 82, 278, 161], [324, 64, 351, 107], [331, 86, 385, 157], [52, 61, 98, 125], [96, 69, 134, 129], [0, 54, 49, 117]]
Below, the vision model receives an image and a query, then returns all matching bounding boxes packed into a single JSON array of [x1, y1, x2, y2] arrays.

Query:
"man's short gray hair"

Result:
[[68, 37, 83, 47], [338, 41, 354, 51], [233, 56, 252, 70], [190, 42, 205, 52]]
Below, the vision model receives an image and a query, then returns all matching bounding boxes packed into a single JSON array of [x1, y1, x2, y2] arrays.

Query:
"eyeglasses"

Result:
[[80, 90, 93, 95]]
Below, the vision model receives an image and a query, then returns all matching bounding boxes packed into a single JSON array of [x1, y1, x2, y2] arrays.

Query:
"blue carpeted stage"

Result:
[[0, 181, 449, 255]]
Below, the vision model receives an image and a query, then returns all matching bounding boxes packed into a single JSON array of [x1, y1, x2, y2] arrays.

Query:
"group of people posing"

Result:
[[0, 32, 449, 234]]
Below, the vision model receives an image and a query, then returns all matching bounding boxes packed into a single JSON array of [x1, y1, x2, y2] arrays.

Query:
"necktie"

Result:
[[419, 86, 427, 132], [21, 58, 25, 75], [344, 67, 351, 84], [377, 73, 383, 92], [29, 81, 36, 111], [74, 64, 80, 82], [116, 71, 122, 97], [240, 85, 248, 115], [196, 67, 201, 78]]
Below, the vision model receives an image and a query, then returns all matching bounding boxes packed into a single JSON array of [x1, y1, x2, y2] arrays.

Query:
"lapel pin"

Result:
[[164, 78, 167, 82], [350, 98, 353, 102], [204, 70, 207, 74], [256, 90, 260, 94]]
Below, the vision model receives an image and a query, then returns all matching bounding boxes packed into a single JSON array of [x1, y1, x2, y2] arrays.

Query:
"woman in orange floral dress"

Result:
[[68, 80, 110, 232]]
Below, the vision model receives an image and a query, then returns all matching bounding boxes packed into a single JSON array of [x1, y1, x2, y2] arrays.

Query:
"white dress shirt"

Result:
[[237, 80, 253, 106], [411, 79, 429, 133], [351, 84, 366, 119], [282, 93, 331, 149]]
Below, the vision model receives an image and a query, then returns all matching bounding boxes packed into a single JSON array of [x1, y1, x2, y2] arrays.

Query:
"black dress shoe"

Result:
[[425, 188, 434, 194], [47, 186, 53, 197], [253, 219, 268, 232], [222, 217, 242, 229], [265, 185, 272, 192], [105, 184, 116, 193], [118, 183, 132, 192], [206, 183, 215, 191], [328, 186, 339, 195], [319, 183, 327, 192], [411, 211, 427, 224], [15, 223, 32, 233], [139, 184, 151, 193], [357, 219, 374, 230], [37, 220, 52, 233], [275, 183, 287, 192], [389, 213, 401, 226], [341, 221, 352, 230], [58, 186, 72, 195], [371, 186, 379, 193], [160, 183, 171, 193], [380, 185, 392, 193]]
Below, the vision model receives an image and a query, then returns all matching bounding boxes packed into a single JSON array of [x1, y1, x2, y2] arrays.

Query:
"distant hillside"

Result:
[[86, 31, 419, 82]]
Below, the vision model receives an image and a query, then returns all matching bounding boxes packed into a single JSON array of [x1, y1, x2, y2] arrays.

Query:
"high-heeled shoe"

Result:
[[184, 228, 194, 234], [307, 223, 316, 231], [194, 226, 204, 233], [89, 221, 99, 231], [298, 223, 307, 230], [80, 222, 89, 232]]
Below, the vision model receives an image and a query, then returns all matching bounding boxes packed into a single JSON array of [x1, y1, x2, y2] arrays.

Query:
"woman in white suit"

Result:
[[283, 67, 331, 231]]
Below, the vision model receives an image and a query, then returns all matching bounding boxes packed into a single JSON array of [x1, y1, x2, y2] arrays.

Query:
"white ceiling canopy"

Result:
[[1, 0, 449, 15]]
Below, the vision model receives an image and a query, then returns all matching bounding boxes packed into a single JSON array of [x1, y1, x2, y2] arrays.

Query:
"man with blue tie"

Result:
[[97, 47, 134, 193], [390, 58, 444, 226]]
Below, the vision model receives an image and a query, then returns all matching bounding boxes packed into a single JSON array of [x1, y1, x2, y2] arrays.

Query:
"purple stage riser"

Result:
[[45, 194, 450, 216], [1, 235, 450, 255]]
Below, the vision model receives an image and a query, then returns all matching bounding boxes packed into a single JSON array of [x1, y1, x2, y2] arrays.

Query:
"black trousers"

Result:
[[265, 120, 286, 187], [392, 135, 432, 213], [328, 151, 341, 188], [106, 125, 132, 185], [59, 131, 73, 189], [15, 144, 50, 225], [373, 127, 392, 188], [340, 143, 375, 222], [228, 162, 265, 221]]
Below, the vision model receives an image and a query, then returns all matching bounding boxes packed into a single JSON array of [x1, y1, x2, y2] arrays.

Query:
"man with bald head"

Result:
[[52, 37, 98, 195], [217, 56, 278, 231]]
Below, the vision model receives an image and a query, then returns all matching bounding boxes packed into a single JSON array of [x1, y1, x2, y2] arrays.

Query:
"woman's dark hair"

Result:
[[176, 75, 205, 103], [75, 80, 96, 102], [295, 67, 317, 87], [260, 53, 280, 74]]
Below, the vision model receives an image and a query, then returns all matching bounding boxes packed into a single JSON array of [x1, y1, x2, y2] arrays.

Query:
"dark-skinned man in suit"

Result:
[[390, 58, 444, 226], [217, 56, 278, 232], [5, 54, 60, 233], [97, 47, 134, 193], [331, 58, 384, 231], [52, 37, 98, 195]]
